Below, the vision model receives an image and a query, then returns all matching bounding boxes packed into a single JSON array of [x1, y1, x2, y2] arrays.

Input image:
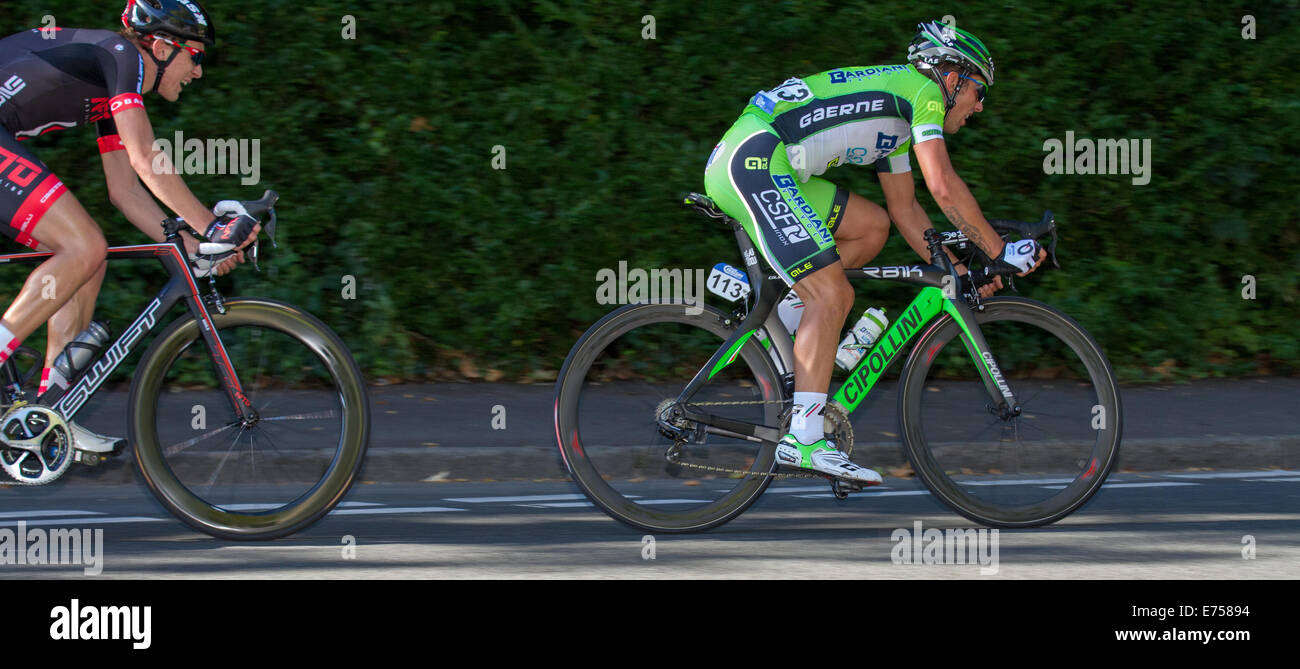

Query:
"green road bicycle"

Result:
[[554, 192, 1122, 532]]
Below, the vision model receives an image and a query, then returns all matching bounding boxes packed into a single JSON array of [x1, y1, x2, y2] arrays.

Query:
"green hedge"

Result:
[[3, 1, 1296, 383]]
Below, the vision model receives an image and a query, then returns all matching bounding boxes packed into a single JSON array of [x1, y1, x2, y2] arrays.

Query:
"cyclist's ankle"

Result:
[[790, 392, 827, 443]]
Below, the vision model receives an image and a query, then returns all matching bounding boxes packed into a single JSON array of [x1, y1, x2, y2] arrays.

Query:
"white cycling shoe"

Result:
[[69, 421, 126, 455], [775, 434, 882, 485]]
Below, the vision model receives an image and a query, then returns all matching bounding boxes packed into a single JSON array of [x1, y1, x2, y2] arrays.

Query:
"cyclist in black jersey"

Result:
[[0, 1, 258, 454]]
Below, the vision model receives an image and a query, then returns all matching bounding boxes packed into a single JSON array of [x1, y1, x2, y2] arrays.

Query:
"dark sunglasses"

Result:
[[957, 73, 986, 102]]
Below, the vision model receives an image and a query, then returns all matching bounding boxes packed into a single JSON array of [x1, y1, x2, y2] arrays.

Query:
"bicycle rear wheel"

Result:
[[554, 301, 784, 532], [898, 297, 1121, 527], [129, 298, 369, 540]]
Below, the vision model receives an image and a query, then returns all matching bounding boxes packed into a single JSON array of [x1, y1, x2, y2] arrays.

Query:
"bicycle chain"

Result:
[[666, 399, 853, 480]]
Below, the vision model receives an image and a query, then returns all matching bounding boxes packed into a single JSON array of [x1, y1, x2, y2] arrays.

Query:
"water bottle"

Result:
[[53, 321, 111, 381], [835, 307, 888, 371], [777, 290, 804, 334]]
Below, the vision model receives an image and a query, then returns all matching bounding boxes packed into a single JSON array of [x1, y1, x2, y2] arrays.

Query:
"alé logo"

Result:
[[0, 75, 26, 106]]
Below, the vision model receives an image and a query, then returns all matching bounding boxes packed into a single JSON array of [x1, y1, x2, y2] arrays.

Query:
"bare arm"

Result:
[[101, 148, 177, 244], [101, 147, 241, 274], [112, 106, 214, 229], [912, 138, 1005, 259], [878, 168, 1003, 297], [878, 170, 961, 264]]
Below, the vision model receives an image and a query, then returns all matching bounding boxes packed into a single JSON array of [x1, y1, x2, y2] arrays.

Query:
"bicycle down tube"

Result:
[[674, 264, 1023, 439], [0, 242, 254, 423]]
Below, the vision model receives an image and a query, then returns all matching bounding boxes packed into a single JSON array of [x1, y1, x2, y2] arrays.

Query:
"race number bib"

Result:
[[752, 77, 812, 113], [707, 263, 751, 302]]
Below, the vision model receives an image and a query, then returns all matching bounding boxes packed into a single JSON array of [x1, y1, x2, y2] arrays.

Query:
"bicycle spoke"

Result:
[[163, 422, 239, 456], [902, 298, 1120, 526], [204, 425, 247, 488], [263, 409, 338, 422], [557, 304, 781, 532]]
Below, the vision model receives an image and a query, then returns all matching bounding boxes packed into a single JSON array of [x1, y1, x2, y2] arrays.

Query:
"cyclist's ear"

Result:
[[149, 39, 174, 62]]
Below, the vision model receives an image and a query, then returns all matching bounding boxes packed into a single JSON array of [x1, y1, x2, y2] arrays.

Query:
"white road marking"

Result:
[[443, 494, 591, 503], [1039, 482, 1198, 490], [0, 510, 103, 519], [1164, 470, 1300, 479], [0, 516, 166, 527], [518, 498, 710, 509], [216, 501, 383, 511], [956, 478, 1079, 486], [796, 490, 931, 499], [329, 506, 465, 515]]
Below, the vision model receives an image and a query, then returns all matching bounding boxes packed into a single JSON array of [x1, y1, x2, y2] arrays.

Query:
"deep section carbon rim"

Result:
[[555, 302, 782, 532], [130, 299, 369, 540], [900, 298, 1121, 527]]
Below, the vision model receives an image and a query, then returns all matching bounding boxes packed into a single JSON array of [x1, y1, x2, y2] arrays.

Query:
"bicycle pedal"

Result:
[[828, 478, 867, 499]]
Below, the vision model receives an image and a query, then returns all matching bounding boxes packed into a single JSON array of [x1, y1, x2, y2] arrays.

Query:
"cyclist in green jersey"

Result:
[[703, 20, 1046, 483]]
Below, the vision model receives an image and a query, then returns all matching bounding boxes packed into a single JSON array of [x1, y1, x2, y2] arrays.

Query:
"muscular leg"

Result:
[[43, 258, 107, 372], [791, 264, 854, 393], [1, 192, 107, 353], [790, 192, 892, 393], [833, 191, 892, 269]]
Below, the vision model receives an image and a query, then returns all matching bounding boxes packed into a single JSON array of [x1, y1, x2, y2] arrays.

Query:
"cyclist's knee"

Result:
[[67, 230, 108, 264], [794, 268, 854, 315], [50, 230, 108, 283]]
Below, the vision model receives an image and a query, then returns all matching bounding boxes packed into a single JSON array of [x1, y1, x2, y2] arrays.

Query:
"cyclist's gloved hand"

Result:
[[199, 214, 258, 255], [189, 214, 258, 277], [992, 238, 1043, 274]]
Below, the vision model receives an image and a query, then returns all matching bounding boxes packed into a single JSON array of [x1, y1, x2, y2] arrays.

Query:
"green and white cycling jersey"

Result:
[[702, 64, 948, 286], [746, 64, 947, 182]]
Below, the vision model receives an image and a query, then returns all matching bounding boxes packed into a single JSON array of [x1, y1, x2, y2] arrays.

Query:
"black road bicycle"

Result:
[[554, 193, 1122, 532], [0, 191, 370, 540]]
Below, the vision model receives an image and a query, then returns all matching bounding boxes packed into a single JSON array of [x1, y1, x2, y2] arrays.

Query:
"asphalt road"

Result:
[[2, 470, 1296, 579]]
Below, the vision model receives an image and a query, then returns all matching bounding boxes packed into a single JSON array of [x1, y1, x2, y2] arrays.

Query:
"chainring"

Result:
[[822, 401, 854, 457], [0, 402, 73, 485]]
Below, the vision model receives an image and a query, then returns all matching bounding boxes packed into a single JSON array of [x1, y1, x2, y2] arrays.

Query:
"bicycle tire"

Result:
[[129, 298, 369, 540], [898, 297, 1121, 527], [554, 301, 783, 533]]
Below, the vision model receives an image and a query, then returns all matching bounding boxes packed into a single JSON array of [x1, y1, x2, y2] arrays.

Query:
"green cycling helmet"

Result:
[[907, 20, 994, 87]]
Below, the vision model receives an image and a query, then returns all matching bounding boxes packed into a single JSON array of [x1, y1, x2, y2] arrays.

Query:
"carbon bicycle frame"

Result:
[[0, 239, 253, 423], [675, 222, 1019, 444]]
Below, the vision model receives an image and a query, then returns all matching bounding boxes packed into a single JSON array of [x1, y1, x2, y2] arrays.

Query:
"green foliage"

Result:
[[3, 1, 1296, 382]]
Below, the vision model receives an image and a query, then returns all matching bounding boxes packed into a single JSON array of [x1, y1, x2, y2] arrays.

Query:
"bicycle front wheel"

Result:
[[898, 297, 1122, 528], [129, 298, 370, 540], [555, 301, 784, 533]]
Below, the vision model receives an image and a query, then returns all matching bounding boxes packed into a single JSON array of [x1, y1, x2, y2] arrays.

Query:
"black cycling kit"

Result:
[[0, 28, 147, 247]]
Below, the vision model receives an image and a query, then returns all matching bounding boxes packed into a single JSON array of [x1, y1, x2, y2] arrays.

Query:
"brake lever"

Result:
[[264, 207, 278, 249], [1041, 210, 1060, 269]]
